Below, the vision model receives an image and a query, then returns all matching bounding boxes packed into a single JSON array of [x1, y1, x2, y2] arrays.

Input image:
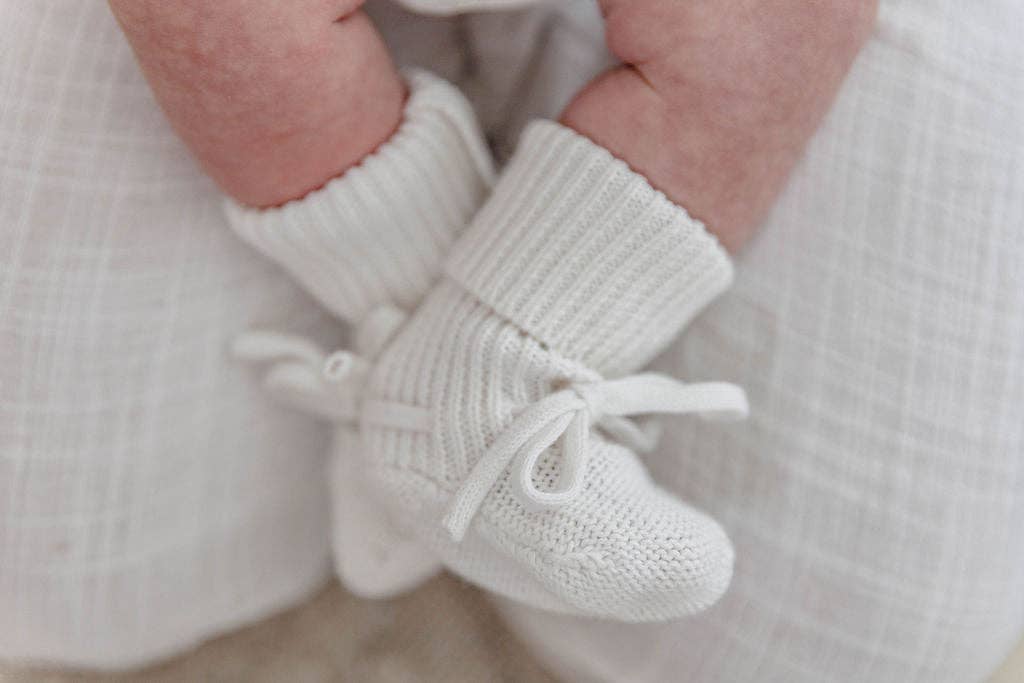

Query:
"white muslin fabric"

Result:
[[481, 3, 1024, 683], [0, 1, 341, 668], [2, 0, 1023, 680]]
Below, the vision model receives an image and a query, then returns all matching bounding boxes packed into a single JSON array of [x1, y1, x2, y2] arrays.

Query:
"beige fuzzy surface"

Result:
[[991, 640, 1024, 683], [0, 576, 554, 683], [2, 576, 1021, 682]]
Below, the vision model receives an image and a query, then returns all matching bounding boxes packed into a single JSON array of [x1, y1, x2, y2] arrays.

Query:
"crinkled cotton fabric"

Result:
[[491, 2, 1024, 682], [0, 1, 344, 668], [1, 0, 1022, 680]]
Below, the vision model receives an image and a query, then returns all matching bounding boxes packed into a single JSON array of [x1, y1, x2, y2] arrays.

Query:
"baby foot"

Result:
[[362, 121, 747, 622], [225, 70, 495, 598]]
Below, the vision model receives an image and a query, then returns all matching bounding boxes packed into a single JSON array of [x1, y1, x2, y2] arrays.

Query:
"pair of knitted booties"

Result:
[[227, 71, 747, 622]]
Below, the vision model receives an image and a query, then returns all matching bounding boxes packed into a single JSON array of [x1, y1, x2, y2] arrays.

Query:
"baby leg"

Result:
[[561, 0, 878, 251], [108, 0, 405, 207]]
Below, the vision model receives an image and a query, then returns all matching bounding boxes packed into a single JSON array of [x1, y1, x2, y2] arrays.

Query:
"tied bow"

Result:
[[233, 311, 749, 547], [439, 375, 749, 542]]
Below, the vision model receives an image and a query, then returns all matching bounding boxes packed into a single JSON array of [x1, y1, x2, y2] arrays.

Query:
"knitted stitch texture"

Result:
[[224, 70, 495, 598], [362, 120, 743, 621], [225, 69, 495, 326]]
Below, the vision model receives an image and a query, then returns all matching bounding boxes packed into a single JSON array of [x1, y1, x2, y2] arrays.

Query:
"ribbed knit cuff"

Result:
[[446, 120, 733, 377], [225, 69, 495, 324]]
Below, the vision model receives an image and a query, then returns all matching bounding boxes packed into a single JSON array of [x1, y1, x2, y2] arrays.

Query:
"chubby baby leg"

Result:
[[562, 0, 878, 251], [108, 0, 405, 207]]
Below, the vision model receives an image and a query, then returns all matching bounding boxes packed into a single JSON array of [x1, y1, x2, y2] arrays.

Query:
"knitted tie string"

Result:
[[230, 304, 407, 422], [440, 374, 749, 541], [234, 318, 749, 544]]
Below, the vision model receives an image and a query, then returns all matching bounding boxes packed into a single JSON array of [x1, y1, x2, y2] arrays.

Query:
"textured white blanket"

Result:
[[2, 1, 1022, 680]]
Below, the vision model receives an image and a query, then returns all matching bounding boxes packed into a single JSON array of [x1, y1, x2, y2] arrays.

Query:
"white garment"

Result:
[[395, 0, 537, 15], [1, 0, 1022, 679]]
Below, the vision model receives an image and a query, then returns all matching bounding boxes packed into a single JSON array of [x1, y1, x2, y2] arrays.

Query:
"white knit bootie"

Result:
[[224, 70, 495, 598], [361, 121, 748, 621]]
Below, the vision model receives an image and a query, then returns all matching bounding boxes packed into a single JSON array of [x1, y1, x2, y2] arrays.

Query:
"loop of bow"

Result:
[[440, 374, 749, 542], [230, 304, 408, 422]]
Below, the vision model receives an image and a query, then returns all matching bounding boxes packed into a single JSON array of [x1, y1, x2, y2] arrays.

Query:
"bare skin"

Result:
[[109, 0, 877, 250], [108, 0, 404, 208], [563, 0, 879, 251]]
